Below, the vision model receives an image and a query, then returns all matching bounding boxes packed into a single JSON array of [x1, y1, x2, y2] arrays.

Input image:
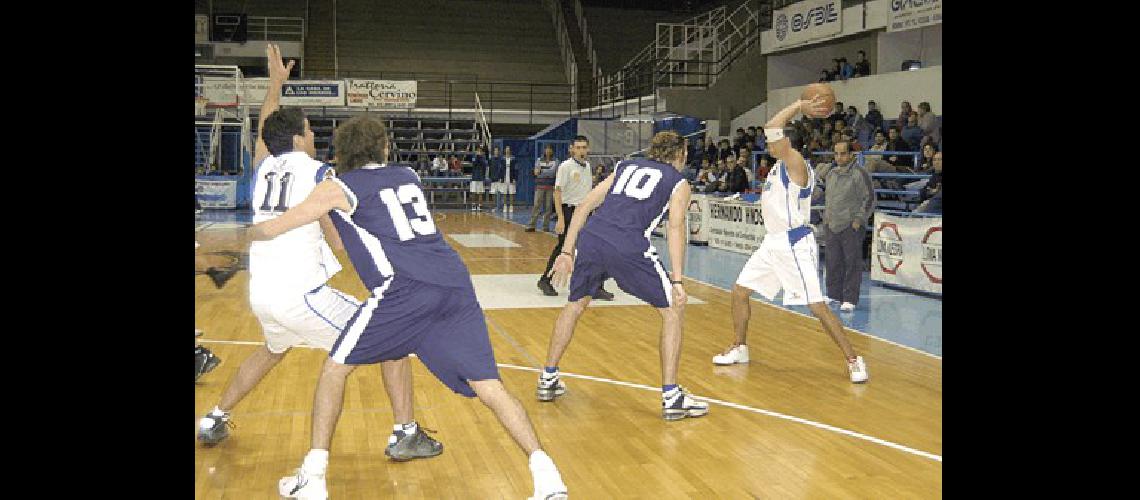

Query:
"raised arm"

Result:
[[253, 44, 296, 168], [765, 96, 830, 187], [250, 180, 351, 241]]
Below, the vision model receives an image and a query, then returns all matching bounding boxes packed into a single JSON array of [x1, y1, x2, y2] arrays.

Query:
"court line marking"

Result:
[[477, 211, 942, 361], [197, 339, 941, 463]]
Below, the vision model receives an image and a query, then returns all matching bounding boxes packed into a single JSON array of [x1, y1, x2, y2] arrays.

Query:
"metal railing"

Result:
[[592, 1, 760, 108], [246, 16, 305, 42]]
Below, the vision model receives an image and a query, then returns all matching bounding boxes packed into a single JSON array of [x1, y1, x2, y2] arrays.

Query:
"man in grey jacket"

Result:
[[821, 140, 874, 312]]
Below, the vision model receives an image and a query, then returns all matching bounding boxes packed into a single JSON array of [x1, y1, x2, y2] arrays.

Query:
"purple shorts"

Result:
[[568, 231, 673, 308], [329, 276, 500, 397]]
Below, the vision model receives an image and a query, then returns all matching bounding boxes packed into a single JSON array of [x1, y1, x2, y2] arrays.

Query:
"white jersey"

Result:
[[760, 159, 815, 235], [248, 151, 342, 296]]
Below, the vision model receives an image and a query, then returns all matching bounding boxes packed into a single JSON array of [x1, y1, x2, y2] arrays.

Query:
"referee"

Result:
[[537, 135, 614, 300]]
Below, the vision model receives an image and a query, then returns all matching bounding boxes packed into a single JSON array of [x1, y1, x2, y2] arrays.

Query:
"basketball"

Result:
[[801, 83, 836, 117]]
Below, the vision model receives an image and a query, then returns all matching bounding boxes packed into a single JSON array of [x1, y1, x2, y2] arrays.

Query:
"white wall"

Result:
[[877, 23, 942, 73], [731, 102, 767, 132], [765, 65, 942, 120], [765, 33, 877, 91]]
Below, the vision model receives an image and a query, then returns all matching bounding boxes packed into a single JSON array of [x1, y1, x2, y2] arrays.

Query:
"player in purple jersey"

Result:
[[537, 131, 710, 421], [196, 46, 437, 465], [251, 115, 568, 500]]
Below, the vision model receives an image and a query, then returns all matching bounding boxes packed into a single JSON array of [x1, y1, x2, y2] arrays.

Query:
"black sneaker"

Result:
[[593, 287, 615, 301], [206, 267, 237, 289], [195, 346, 221, 382], [662, 385, 709, 421], [197, 412, 234, 446], [537, 278, 558, 296], [524, 227, 536, 232], [385, 423, 444, 461]]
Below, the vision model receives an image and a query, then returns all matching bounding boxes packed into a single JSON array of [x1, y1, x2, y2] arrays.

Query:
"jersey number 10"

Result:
[[611, 166, 662, 200], [379, 184, 438, 241]]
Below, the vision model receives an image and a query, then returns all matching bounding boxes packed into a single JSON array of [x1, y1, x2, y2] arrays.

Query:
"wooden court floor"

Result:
[[195, 212, 942, 499]]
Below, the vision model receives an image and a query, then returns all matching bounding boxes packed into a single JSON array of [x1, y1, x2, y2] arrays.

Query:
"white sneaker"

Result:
[[529, 451, 568, 500], [848, 356, 868, 383], [278, 468, 328, 499], [840, 302, 855, 312], [712, 344, 749, 365]]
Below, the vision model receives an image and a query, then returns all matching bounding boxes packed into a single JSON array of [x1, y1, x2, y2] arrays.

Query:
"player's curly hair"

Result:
[[333, 114, 390, 172], [647, 130, 687, 163]]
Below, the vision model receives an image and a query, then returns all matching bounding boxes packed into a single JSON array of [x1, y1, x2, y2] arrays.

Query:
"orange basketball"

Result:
[[801, 83, 836, 118]]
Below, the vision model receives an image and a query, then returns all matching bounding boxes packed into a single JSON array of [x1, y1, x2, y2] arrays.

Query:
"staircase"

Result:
[[558, 0, 597, 109]]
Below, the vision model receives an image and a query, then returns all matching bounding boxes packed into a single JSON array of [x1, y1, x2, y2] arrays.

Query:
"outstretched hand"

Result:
[[547, 254, 574, 288], [267, 44, 295, 82]]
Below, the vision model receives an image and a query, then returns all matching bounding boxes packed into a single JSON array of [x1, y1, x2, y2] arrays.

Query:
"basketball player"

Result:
[[196, 45, 443, 463], [536, 135, 613, 300], [538, 131, 709, 421], [249, 115, 568, 500], [711, 95, 869, 384]]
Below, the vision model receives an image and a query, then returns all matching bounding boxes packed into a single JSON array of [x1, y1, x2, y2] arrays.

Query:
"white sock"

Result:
[[529, 450, 554, 469], [393, 421, 417, 434], [302, 449, 329, 475], [211, 406, 229, 417]]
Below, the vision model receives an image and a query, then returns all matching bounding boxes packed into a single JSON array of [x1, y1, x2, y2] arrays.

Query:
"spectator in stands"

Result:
[[718, 139, 734, 162], [704, 136, 718, 165], [503, 145, 518, 212], [727, 154, 750, 193], [917, 101, 941, 145], [449, 154, 462, 176], [832, 59, 844, 81], [896, 101, 913, 133], [868, 131, 887, 153], [866, 101, 884, 132], [432, 154, 448, 176], [527, 145, 558, 232], [415, 153, 430, 177], [756, 155, 772, 182], [469, 145, 488, 211], [842, 130, 862, 152], [919, 151, 942, 203], [833, 119, 847, 136], [733, 128, 748, 150], [703, 159, 728, 193], [754, 127, 767, 150], [914, 143, 937, 174], [820, 140, 874, 313], [745, 127, 758, 149], [902, 112, 925, 150], [829, 101, 846, 125], [839, 58, 855, 80], [886, 127, 913, 168], [737, 146, 753, 184], [819, 69, 833, 82], [848, 106, 874, 149], [854, 50, 871, 77]]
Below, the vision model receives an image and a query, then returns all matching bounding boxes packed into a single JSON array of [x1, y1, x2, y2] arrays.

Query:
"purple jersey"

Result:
[[582, 157, 687, 252], [328, 164, 472, 289]]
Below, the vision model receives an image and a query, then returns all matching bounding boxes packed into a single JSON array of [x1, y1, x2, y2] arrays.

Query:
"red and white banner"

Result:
[[871, 212, 941, 294]]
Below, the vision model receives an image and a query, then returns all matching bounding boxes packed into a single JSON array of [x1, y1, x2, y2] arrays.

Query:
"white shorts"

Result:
[[735, 231, 825, 306], [469, 180, 485, 193], [249, 284, 362, 353]]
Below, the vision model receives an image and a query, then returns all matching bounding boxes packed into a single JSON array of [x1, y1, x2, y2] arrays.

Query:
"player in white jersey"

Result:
[[197, 46, 442, 462], [712, 96, 869, 383]]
